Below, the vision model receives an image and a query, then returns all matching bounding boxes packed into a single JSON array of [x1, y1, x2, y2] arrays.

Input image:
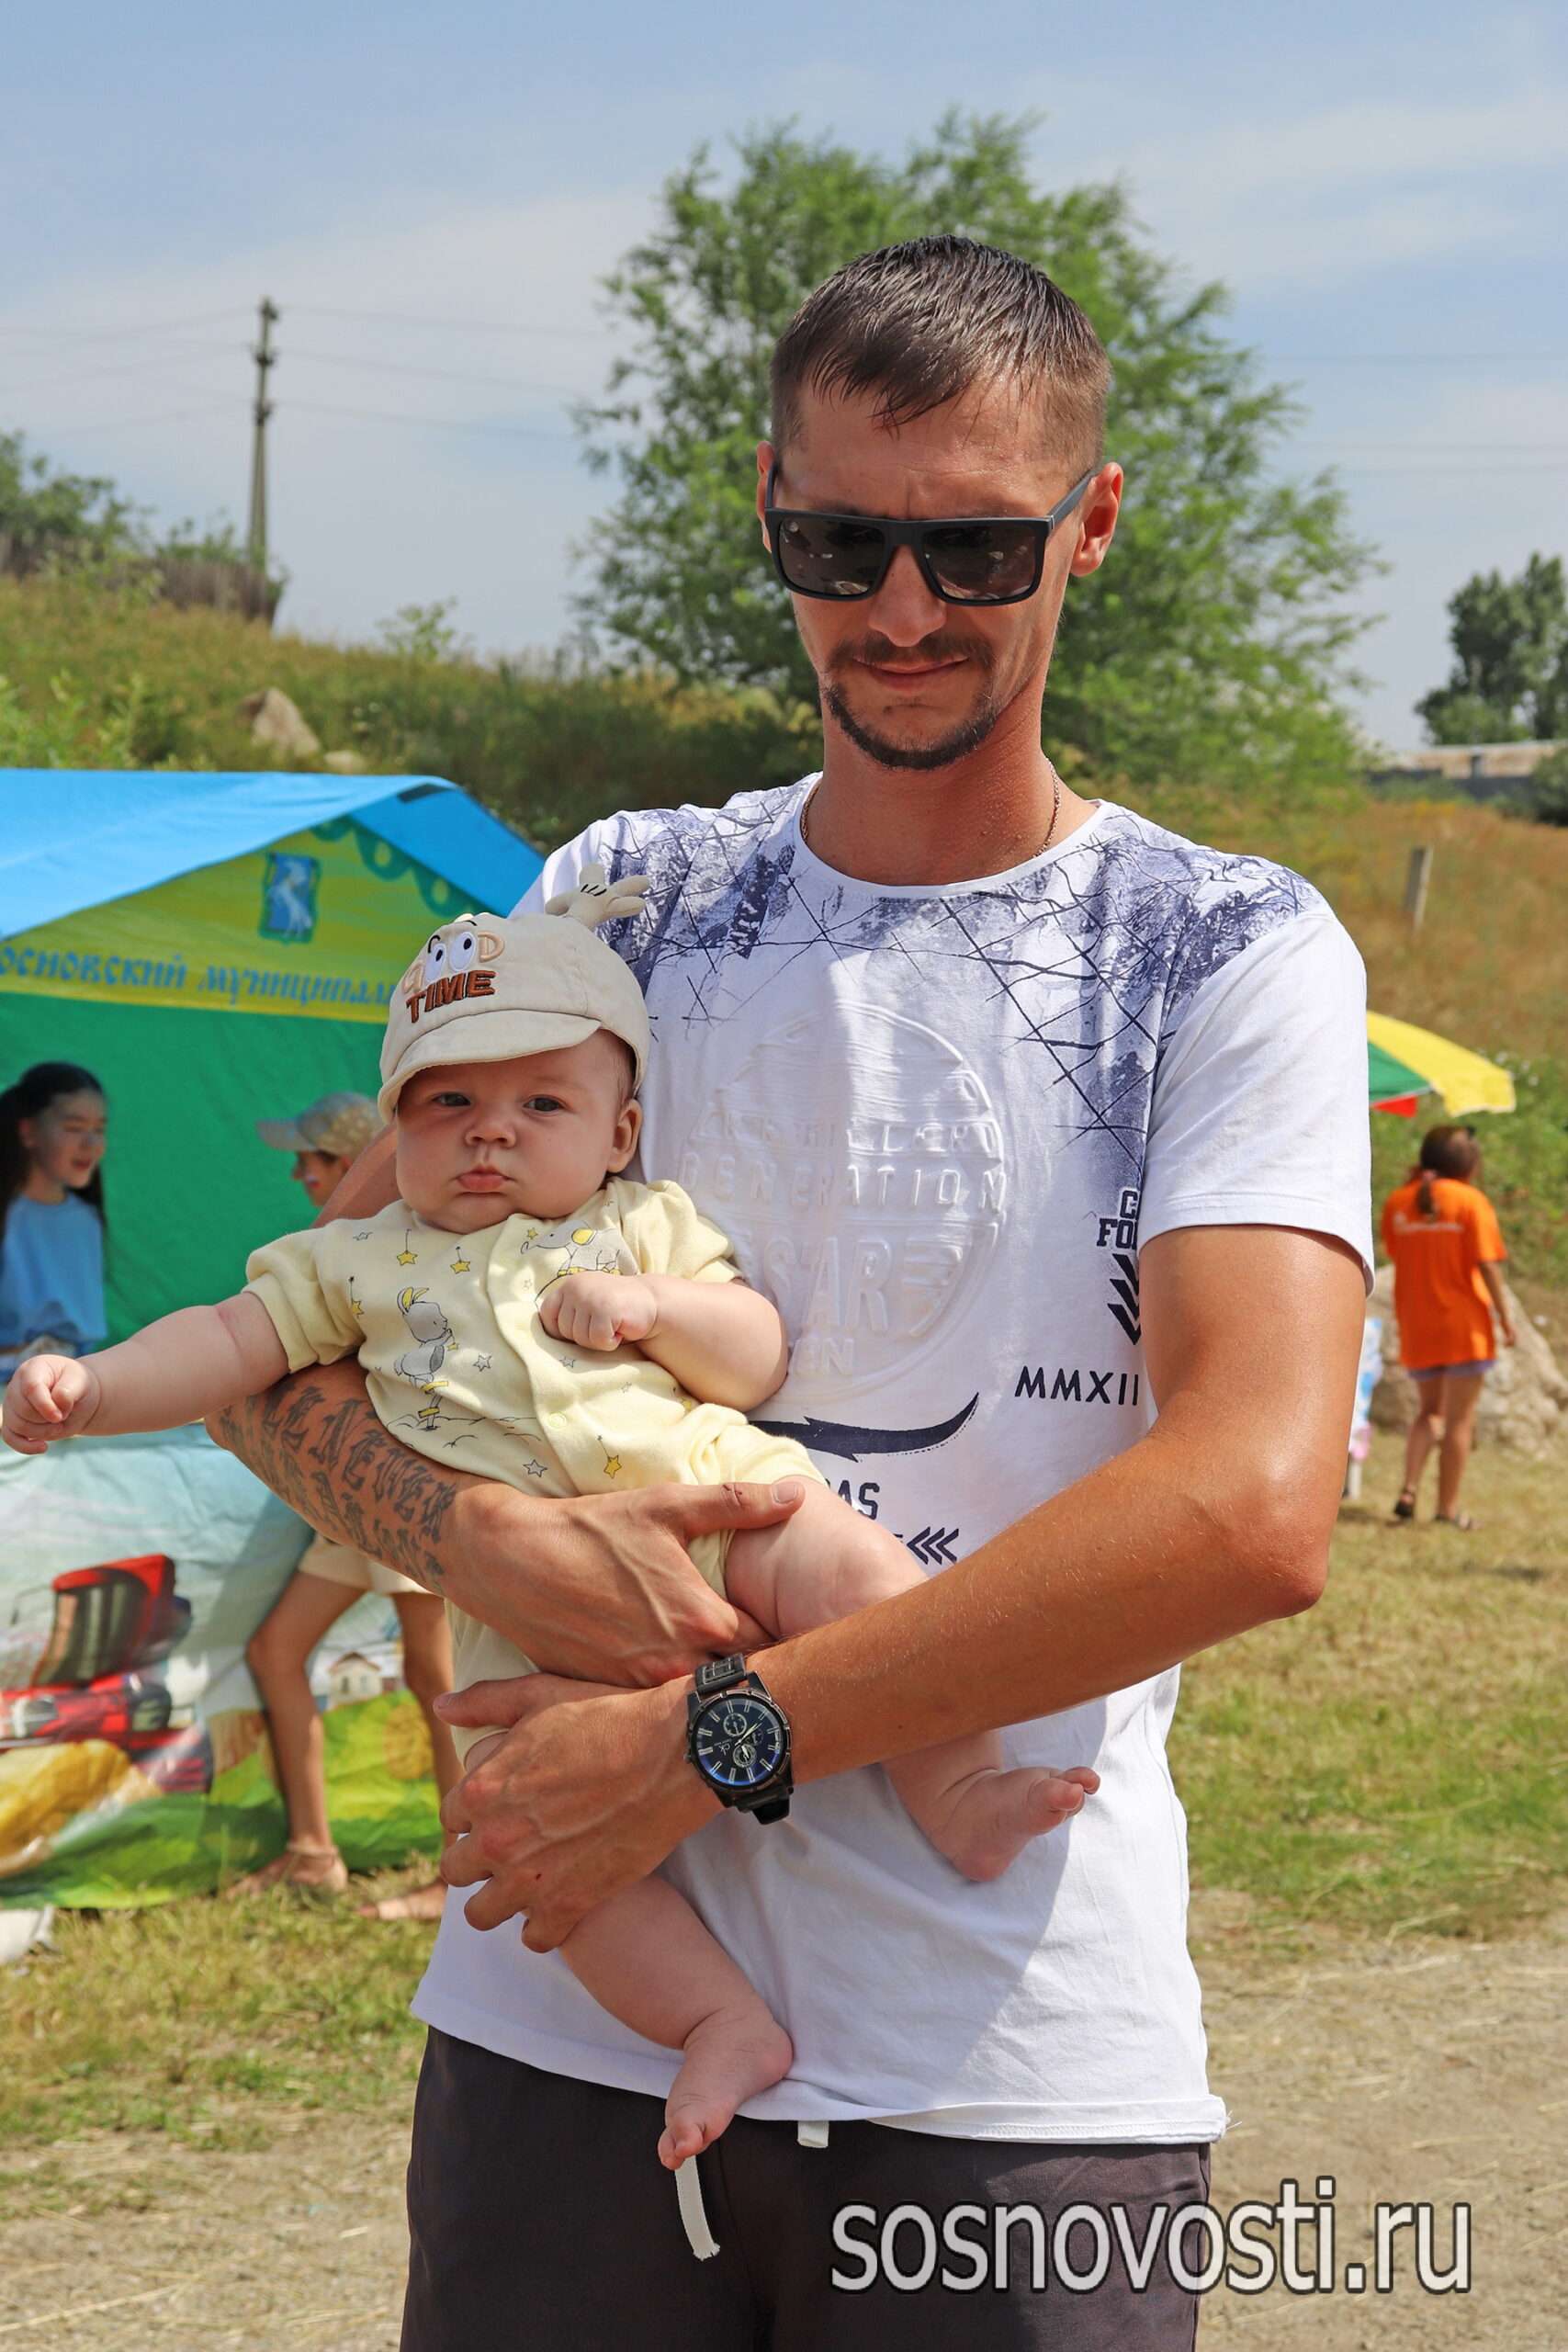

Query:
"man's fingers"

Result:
[[724, 1603, 771, 1652], [434, 1673, 551, 1729], [662, 1478, 809, 1540], [463, 1875, 547, 1937]]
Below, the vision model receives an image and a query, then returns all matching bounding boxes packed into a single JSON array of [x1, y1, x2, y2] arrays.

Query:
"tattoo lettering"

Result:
[[214, 1376, 458, 1589]]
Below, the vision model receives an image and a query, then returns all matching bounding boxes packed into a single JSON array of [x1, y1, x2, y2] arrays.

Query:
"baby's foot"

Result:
[[658, 2005, 794, 2170], [929, 1765, 1100, 1883]]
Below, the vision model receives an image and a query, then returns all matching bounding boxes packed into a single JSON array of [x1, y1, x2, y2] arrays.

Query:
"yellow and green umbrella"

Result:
[[1367, 1012, 1517, 1119]]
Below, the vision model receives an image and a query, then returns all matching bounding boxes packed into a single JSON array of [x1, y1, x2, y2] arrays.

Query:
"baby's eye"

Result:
[[431, 1091, 470, 1108], [525, 1096, 565, 1114]]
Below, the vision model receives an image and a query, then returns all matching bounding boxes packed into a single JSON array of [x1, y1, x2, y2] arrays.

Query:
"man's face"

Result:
[[393, 1035, 641, 1231], [291, 1149, 350, 1210], [758, 381, 1118, 773]]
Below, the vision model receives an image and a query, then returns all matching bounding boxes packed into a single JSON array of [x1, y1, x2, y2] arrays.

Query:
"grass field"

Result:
[[3, 1428, 1563, 2165]]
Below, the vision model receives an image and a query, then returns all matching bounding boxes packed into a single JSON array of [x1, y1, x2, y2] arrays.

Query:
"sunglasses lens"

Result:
[[775, 515, 886, 597], [922, 521, 1043, 601]]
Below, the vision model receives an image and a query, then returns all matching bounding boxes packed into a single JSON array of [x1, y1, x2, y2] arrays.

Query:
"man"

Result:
[[255, 1088, 383, 1213], [215, 236, 1371, 2346]]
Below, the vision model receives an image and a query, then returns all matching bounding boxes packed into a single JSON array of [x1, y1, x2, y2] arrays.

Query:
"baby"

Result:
[[4, 876, 1096, 2171]]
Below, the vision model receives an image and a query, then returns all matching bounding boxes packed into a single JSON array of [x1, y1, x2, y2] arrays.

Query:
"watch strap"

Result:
[[694, 1652, 747, 1698]]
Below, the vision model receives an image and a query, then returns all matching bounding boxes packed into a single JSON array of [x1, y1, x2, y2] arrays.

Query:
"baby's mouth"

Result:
[[458, 1168, 509, 1192]]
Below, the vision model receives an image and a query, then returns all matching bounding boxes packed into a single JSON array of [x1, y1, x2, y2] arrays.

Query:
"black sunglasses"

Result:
[[763, 462, 1098, 606]]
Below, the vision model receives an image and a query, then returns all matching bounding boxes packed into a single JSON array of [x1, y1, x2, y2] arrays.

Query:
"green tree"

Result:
[[1417, 553, 1568, 744], [574, 115, 1379, 788], [0, 430, 140, 574]]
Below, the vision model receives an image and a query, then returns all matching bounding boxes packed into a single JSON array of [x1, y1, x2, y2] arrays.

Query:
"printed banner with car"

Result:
[[0, 1425, 439, 1906]]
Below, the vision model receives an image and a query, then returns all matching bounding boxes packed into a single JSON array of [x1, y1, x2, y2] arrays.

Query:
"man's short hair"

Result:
[[771, 235, 1111, 473]]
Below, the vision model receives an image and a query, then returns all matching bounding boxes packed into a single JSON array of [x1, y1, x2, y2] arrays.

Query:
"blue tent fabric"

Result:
[[0, 773, 541, 941]]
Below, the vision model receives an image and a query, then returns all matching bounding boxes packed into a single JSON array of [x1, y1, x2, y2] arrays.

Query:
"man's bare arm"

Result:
[[209, 1360, 795, 1678]]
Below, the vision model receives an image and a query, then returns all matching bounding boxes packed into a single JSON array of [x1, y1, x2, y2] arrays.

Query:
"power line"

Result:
[[284, 395, 576, 441], [23, 399, 243, 435], [0, 311, 251, 345], [283, 345, 587, 399], [287, 301, 609, 342]]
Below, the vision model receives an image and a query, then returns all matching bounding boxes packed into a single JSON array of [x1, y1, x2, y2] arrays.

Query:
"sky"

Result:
[[4, 0, 1564, 752]]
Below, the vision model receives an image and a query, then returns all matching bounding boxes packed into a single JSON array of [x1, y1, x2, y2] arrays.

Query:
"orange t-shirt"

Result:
[[1380, 1177, 1506, 1370]]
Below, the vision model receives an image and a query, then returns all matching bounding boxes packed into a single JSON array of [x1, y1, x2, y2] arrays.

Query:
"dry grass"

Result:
[[1173, 1426, 1568, 1941], [3, 1423, 1564, 2153]]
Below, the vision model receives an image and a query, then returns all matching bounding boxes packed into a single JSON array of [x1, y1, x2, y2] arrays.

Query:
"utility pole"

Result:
[[246, 297, 279, 577]]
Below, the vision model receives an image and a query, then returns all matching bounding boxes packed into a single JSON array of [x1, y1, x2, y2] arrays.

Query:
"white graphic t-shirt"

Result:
[[413, 786, 1373, 2143]]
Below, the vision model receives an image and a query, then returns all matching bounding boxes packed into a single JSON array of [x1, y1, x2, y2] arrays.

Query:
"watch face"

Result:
[[693, 1693, 785, 1792]]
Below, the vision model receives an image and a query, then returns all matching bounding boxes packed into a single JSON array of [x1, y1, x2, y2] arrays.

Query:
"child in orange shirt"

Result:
[[1381, 1125, 1515, 1527]]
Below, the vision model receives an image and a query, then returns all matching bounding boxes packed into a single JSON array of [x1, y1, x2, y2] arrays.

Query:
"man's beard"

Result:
[[819, 634, 1004, 773]]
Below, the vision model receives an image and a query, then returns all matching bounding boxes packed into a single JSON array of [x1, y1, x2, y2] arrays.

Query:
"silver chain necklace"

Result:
[[799, 767, 1062, 861]]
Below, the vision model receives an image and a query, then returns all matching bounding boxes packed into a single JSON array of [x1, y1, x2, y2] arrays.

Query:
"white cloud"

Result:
[[1060, 86, 1568, 291]]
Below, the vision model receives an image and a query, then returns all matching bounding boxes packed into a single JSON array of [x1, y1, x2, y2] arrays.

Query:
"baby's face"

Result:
[[394, 1035, 640, 1230]]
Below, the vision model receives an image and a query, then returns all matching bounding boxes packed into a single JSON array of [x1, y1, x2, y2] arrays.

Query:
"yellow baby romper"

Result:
[[245, 1178, 822, 1758]]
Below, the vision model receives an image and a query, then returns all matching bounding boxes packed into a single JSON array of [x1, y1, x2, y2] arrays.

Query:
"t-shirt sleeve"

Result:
[[243, 1228, 363, 1374], [614, 1180, 743, 1285], [1139, 911, 1374, 1286], [1470, 1191, 1507, 1263]]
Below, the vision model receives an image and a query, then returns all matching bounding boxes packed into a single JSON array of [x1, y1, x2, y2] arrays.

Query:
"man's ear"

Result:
[[756, 443, 775, 541], [607, 1096, 642, 1173], [1067, 463, 1124, 580]]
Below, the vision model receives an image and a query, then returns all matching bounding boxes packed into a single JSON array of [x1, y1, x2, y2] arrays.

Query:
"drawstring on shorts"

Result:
[[674, 2122, 831, 2260]]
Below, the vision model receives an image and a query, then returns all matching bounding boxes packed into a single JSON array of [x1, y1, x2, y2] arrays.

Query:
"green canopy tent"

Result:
[[0, 772, 541, 1337]]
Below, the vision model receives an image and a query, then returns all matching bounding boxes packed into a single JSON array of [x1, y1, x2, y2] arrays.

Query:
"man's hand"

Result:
[[538, 1272, 658, 1351], [3, 1354, 101, 1453], [437, 1671, 714, 1950], [522, 1482, 800, 1683]]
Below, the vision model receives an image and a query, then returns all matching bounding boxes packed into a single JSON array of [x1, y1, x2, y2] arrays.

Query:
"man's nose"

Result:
[[865, 545, 948, 645]]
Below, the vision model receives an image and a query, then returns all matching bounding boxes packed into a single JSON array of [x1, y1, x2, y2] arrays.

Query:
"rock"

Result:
[[321, 749, 368, 775], [239, 686, 321, 760], [1368, 1262, 1568, 1453]]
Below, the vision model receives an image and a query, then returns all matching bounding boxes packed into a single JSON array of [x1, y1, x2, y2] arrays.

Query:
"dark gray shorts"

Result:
[[401, 2029, 1213, 2350]]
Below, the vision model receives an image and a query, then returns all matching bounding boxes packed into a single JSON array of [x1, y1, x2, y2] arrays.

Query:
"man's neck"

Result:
[[806, 710, 1095, 888]]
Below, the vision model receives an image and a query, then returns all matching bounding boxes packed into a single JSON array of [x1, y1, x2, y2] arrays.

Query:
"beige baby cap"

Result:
[[378, 864, 653, 1120]]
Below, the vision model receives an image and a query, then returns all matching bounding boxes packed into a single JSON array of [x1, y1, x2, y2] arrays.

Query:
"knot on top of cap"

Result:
[[544, 860, 651, 931]]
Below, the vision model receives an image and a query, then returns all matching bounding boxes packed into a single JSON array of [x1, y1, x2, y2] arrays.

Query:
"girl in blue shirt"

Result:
[[0, 1061, 108, 1375]]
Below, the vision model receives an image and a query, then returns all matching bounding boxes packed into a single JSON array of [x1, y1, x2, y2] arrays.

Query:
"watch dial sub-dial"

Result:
[[694, 1696, 784, 1788]]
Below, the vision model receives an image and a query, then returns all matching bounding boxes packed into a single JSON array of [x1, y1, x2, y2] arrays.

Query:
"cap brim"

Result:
[[256, 1119, 310, 1151], [378, 1009, 609, 1122]]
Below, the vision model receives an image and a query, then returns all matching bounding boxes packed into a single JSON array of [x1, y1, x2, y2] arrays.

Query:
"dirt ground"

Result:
[[3, 1913, 1564, 2349]]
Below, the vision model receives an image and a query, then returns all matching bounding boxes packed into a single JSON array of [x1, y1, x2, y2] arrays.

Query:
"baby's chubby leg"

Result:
[[726, 1485, 1099, 1882], [457, 1733, 790, 2166]]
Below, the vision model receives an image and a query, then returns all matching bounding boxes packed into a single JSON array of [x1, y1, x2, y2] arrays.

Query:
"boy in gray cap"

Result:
[[257, 1090, 383, 1214], [6, 877, 1094, 2178]]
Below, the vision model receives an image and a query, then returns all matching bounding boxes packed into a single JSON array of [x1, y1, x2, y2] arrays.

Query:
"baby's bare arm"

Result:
[[539, 1271, 788, 1408], [78, 1295, 288, 1436]]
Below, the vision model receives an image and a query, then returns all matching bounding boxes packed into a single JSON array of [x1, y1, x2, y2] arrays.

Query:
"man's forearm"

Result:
[[210, 1360, 522, 1595], [750, 1396, 1331, 1789]]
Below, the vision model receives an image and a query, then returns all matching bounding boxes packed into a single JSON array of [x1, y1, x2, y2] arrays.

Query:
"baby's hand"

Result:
[[537, 1272, 659, 1352], [2, 1354, 103, 1454]]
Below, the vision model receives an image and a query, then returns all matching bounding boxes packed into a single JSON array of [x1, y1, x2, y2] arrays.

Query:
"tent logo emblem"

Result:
[[261, 853, 320, 942]]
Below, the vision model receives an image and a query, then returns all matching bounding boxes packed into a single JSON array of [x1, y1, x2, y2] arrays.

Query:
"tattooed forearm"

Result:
[[211, 1373, 460, 1589]]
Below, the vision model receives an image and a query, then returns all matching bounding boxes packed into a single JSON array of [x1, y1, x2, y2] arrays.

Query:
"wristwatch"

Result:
[[685, 1655, 793, 1823]]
